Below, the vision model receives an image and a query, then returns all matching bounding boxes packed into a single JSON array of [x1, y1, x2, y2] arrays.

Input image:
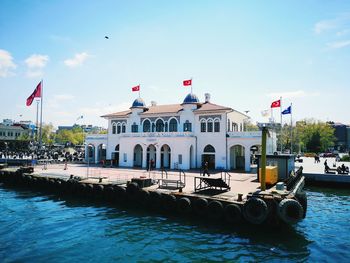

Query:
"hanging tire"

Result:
[[85, 184, 94, 197], [126, 182, 139, 202], [104, 186, 115, 201], [208, 201, 224, 220], [93, 184, 104, 198], [115, 186, 126, 203], [243, 198, 268, 225], [224, 204, 242, 224], [138, 189, 150, 207], [277, 198, 304, 224], [193, 198, 208, 216], [295, 192, 307, 219], [149, 191, 162, 210], [177, 197, 191, 214], [161, 193, 177, 213]]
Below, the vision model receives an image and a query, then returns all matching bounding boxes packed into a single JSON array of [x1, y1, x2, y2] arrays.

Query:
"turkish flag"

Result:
[[183, 79, 192, 86], [26, 81, 42, 106], [132, 85, 140, 92], [271, 99, 281, 108]]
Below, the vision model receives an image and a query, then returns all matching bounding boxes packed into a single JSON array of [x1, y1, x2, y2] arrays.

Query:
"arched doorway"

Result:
[[133, 144, 143, 167], [160, 144, 171, 169], [147, 144, 156, 169], [202, 144, 215, 169], [97, 144, 106, 163], [230, 145, 245, 170], [250, 145, 261, 165], [112, 144, 120, 166]]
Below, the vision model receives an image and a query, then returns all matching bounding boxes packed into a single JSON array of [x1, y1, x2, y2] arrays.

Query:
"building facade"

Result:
[[85, 93, 275, 172]]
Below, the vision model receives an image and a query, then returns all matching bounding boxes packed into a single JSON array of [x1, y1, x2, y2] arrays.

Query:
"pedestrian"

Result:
[[202, 161, 210, 177]]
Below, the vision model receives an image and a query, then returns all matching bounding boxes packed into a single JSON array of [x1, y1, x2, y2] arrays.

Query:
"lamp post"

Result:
[[86, 144, 93, 179]]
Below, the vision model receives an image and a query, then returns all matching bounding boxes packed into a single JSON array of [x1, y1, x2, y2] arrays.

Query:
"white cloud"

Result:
[[267, 90, 320, 99], [327, 40, 350, 49], [26, 70, 43, 78], [314, 13, 350, 34], [47, 94, 76, 109], [64, 52, 90, 68], [79, 102, 130, 117], [25, 54, 49, 68], [0, 49, 16, 77]]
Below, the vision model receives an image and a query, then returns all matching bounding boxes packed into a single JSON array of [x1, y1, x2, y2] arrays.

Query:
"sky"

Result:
[[0, 0, 349, 129]]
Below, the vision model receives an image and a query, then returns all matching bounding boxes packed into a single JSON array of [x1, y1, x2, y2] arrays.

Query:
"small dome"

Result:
[[131, 98, 146, 108], [183, 93, 199, 104]]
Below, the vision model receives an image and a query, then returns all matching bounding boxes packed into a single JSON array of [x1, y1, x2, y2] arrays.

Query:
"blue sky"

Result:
[[1, 0, 349, 128]]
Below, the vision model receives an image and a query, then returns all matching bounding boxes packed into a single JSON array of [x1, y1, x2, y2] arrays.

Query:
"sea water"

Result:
[[0, 185, 349, 262]]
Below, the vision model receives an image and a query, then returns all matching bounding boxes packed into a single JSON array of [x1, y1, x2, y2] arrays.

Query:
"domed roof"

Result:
[[183, 93, 199, 104], [131, 98, 146, 108]]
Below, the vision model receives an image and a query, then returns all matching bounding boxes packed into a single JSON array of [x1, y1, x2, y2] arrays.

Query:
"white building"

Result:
[[85, 93, 275, 172]]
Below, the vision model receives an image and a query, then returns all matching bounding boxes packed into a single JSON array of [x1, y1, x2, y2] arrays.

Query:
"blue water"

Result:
[[0, 185, 349, 262]]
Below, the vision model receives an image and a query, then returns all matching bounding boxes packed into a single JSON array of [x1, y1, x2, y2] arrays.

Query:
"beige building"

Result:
[[0, 124, 30, 141]]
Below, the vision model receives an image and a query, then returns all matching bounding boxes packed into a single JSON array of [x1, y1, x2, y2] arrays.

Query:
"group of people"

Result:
[[324, 159, 349, 174]]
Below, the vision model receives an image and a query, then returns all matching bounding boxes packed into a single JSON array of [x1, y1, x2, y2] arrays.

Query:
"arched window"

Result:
[[207, 119, 213, 132], [204, 144, 215, 153], [131, 122, 138, 133], [232, 123, 238, 132], [183, 120, 192, 132], [156, 119, 164, 132], [200, 119, 206, 132], [143, 120, 151, 132], [112, 123, 116, 134], [169, 118, 178, 132], [115, 144, 120, 151], [214, 119, 220, 132], [122, 123, 126, 133], [117, 123, 121, 134]]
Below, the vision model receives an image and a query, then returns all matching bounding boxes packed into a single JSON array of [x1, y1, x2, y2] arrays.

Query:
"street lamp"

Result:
[[86, 144, 93, 179]]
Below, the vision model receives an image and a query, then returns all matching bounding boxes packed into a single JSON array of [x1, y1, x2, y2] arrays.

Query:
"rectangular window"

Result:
[[123, 153, 127, 162], [117, 126, 121, 134], [214, 122, 220, 132], [183, 123, 192, 132], [122, 125, 126, 133], [201, 122, 206, 132], [178, 154, 182, 164], [112, 125, 116, 134], [207, 122, 213, 132], [131, 125, 138, 133]]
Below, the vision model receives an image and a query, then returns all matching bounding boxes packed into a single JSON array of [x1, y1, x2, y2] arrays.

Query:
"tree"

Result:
[[41, 123, 55, 145]]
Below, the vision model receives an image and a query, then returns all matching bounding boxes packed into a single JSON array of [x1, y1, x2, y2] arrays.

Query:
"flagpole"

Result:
[[280, 96, 282, 153], [138, 84, 140, 98], [39, 79, 43, 149], [36, 100, 39, 142], [190, 78, 193, 94], [290, 103, 293, 154]]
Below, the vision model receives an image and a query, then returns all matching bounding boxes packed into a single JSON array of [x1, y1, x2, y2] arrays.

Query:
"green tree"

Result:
[[17, 133, 31, 141], [41, 123, 55, 145]]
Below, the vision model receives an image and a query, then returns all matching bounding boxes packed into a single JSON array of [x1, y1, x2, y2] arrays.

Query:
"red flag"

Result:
[[132, 85, 140, 92], [271, 99, 281, 108], [183, 79, 192, 86], [26, 81, 42, 106]]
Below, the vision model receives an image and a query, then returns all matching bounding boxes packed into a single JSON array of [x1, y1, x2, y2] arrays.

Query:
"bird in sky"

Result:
[[105, 36, 109, 39]]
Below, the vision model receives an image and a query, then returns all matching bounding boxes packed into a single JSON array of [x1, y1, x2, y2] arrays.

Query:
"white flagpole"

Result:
[[39, 80, 43, 148], [290, 103, 293, 154], [36, 100, 39, 142], [191, 78, 193, 94], [138, 84, 140, 98], [280, 96, 283, 153]]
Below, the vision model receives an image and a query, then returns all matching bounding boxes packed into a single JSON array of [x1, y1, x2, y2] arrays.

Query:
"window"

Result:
[[123, 153, 127, 162], [214, 120, 220, 132], [183, 121, 192, 132], [207, 120, 213, 132], [131, 123, 138, 133], [178, 154, 182, 164], [227, 119, 230, 132], [115, 144, 120, 151], [122, 124, 126, 133], [143, 120, 151, 132], [204, 145, 215, 153], [156, 119, 164, 132], [169, 119, 178, 132], [112, 123, 116, 134], [201, 121, 206, 132], [117, 125, 121, 134]]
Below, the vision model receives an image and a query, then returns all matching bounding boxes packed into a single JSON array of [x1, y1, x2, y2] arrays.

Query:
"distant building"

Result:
[[327, 122, 349, 152], [85, 92, 276, 171], [0, 123, 30, 141], [57, 124, 106, 134]]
